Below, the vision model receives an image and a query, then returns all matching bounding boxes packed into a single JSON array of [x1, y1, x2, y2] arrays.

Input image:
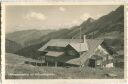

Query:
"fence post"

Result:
[[47, 62, 49, 67], [55, 61, 58, 67]]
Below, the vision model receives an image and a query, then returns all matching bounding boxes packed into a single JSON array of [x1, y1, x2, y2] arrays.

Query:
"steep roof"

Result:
[[69, 42, 88, 52], [66, 39, 104, 65], [38, 39, 87, 52]]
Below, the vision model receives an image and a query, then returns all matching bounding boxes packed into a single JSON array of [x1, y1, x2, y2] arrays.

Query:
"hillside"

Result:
[[6, 6, 124, 59], [6, 29, 54, 47], [80, 6, 124, 52], [6, 53, 44, 76], [6, 39, 22, 53], [81, 6, 124, 39]]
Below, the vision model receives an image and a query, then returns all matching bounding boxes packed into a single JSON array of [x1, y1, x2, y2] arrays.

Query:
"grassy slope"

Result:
[[5, 39, 23, 53], [6, 53, 124, 79], [6, 53, 44, 75]]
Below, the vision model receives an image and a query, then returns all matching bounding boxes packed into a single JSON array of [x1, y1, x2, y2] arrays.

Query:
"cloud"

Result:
[[59, 7, 66, 12], [25, 12, 46, 20], [80, 13, 91, 20], [72, 20, 80, 25]]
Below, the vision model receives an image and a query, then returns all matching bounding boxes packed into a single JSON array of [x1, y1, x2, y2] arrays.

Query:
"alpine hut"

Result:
[[38, 35, 114, 68]]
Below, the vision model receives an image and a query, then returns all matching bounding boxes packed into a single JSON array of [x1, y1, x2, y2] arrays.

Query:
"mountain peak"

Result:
[[86, 18, 94, 23], [80, 17, 94, 27], [116, 6, 124, 11]]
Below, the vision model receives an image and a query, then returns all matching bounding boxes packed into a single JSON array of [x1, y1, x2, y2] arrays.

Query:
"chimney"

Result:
[[83, 35, 86, 43], [83, 35, 89, 51]]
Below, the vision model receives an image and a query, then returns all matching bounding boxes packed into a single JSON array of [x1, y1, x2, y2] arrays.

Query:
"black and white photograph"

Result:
[[4, 4, 124, 79]]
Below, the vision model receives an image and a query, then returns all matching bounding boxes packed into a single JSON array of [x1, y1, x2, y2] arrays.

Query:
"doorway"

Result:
[[88, 59, 95, 68]]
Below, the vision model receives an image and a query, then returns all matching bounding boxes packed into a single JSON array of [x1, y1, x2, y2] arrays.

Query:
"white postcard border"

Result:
[[1, 2, 128, 84]]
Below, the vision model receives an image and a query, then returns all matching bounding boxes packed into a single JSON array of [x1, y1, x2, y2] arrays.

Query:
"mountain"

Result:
[[7, 6, 124, 59], [79, 6, 124, 38], [84, 6, 124, 52], [6, 29, 54, 47]]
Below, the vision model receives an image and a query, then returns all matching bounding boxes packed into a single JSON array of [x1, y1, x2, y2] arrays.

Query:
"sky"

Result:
[[5, 5, 120, 33]]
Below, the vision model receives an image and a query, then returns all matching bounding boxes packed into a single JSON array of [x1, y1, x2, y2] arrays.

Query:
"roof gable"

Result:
[[66, 39, 104, 65], [38, 39, 83, 51], [69, 42, 88, 52]]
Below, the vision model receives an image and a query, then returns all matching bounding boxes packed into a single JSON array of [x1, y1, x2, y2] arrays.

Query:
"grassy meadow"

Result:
[[5, 53, 124, 79]]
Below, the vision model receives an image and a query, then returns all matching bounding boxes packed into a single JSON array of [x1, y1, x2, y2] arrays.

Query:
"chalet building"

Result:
[[38, 35, 114, 68]]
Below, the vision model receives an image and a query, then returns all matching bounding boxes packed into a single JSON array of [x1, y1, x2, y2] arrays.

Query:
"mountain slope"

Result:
[[6, 29, 54, 47], [79, 6, 124, 39], [6, 39, 22, 53]]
